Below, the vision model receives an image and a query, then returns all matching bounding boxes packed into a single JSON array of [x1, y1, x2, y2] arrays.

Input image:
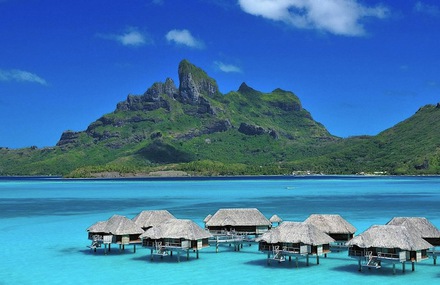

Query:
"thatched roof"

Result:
[[346, 225, 433, 250], [87, 215, 144, 235], [256, 221, 334, 245], [203, 214, 212, 223], [304, 214, 356, 234], [386, 217, 440, 239], [87, 221, 107, 233], [140, 219, 212, 240], [270, 215, 282, 223], [205, 208, 271, 227], [132, 210, 176, 228]]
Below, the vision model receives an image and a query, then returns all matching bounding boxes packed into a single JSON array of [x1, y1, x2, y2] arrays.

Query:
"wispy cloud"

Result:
[[414, 1, 440, 16], [0, 69, 47, 85], [238, 0, 389, 36], [99, 27, 152, 47], [214, 61, 242, 73], [165, 29, 205, 49]]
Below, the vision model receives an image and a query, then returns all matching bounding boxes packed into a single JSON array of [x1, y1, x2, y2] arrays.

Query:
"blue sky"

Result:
[[1, 0, 439, 148]]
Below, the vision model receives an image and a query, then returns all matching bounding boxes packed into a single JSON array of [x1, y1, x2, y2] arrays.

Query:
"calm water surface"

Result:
[[1, 176, 439, 284]]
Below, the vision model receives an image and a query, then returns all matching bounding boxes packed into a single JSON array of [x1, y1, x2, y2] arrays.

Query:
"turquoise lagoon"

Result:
[[1, 176, 439, 284]]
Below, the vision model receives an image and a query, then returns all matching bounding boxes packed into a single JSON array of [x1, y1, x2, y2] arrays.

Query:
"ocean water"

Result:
[[0, 176, 439, 284]]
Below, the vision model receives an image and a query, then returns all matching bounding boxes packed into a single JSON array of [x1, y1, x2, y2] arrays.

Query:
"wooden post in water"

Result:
[[150, 248, 153, 261], [412, 261, 415, 271], [306, 254, 309, 266], [393, 263, 396, 275], [296, 256, 299, 268], [358, 259, 362, 272], [402, 262, 405, 273], [133, 244, 136, 253], [196, 249, 199, 259], [187, 249, 190, 260], [316, 255, 320, 265]]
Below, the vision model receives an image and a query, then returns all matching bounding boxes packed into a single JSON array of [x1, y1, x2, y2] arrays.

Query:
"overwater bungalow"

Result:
[[87, 214, 144, 253], [386, 217, 440, 246], [132, 210, 176, 230], [205, 208, 271, 236], [205, 208, 272, 251], [346, 225, 433, 274], [270, 214, 283, 227], [387, 216, 440, 264], [304, 214, 356, 249], [256, 221, 334, 267], [140, 219, 212, 262]]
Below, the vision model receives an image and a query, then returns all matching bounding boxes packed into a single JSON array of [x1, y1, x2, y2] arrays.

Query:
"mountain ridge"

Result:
[[1, 60, 439, 177]]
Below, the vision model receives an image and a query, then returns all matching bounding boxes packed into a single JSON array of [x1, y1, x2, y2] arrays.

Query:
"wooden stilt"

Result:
[[358, 259, 362, 272], [289, 256, 291, 262], [412, 262, 415, 271], [170, 251, 173, 257], [150, 248, 153, 261], [316, 255, 320, 265], [402, 262, 405, 273], [133, 244, 136, 253], [196, 250, 199, 259], [434, 254, 437, 265], [108, 244, 111, 252], [306, 255, 309, 266], [296, 256, 299, 268], [393, 263, 396, 275], [187, 250, 189, 260], [178, 251, 180, 263], [104, 244, 108, 255]]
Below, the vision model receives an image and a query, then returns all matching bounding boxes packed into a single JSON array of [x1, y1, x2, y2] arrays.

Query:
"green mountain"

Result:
[[1, 60, 439, 177]]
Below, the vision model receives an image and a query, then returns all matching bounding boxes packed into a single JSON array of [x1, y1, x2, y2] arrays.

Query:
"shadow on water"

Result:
[[331, 264, 418, 276], [244, 257, 320, 270], [130, 253, 203, 264]]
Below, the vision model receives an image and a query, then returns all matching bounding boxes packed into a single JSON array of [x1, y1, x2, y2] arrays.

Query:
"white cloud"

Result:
[[99, 27, 151, 46], [214, 61, 242, 73], [414, 1, 440, 16], [238, 0, 389, 36], [0, 69, 47, 85], [165, 29, 205, 49]]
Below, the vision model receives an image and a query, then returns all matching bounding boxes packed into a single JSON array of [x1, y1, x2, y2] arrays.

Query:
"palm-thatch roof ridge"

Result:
[[140, 219, 212, 240], [269, 214, 282, 223], [256, 221, 335, 245], [203, 214, 212, 223], [205, 208, 271, 227], [346, 225, 433, 250], [132, 210, 176, 229], [87, 215, 144, 235], [386, 217, 440, 239], [304, 214, 356, 234], [87, 221, 107, 233]]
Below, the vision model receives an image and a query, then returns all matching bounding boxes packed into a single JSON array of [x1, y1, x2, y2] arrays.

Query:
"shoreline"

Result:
[[1, 173, 440, 182]]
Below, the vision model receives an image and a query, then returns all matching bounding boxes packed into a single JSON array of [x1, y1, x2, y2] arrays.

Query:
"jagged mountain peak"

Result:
[[237, 82, 261, 96], [177, 59, 220, 104]]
